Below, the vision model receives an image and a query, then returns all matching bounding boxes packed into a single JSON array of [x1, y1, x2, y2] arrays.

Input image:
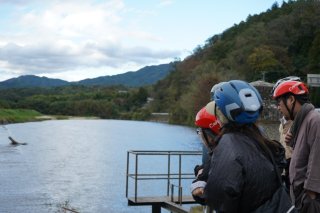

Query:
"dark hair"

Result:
[[294, 94, 309, 105], [280, 93, 309, 105]]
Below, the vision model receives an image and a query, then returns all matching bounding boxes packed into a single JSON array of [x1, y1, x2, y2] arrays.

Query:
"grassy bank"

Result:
[[0, 109, 44, 123], [0, 108, 101, 124]]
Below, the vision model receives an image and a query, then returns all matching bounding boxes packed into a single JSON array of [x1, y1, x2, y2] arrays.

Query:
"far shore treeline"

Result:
[[1, 0, 320, 125], [0, 86, 150, 123]]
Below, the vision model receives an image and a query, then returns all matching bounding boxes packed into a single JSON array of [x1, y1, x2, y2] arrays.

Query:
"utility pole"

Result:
[[262, 71, 266, 81]]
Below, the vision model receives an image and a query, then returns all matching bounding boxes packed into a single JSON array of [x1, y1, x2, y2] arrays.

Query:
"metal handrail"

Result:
[[125, 150, 202, 203], [127, 174, 194, 180], [128, 150, 200, 155]]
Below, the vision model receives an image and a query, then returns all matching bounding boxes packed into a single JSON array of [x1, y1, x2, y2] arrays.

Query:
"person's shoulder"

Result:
[[215, 133, 252, 164], [305, 109, 320, 127], [308, 109, 320, 120], [213, 134, 238, 160], [219, 133, 248, 150], [219, 133, 237, 142]]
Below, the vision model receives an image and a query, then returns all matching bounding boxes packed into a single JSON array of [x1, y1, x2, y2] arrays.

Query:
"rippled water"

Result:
[[0, 120, 201, 213]]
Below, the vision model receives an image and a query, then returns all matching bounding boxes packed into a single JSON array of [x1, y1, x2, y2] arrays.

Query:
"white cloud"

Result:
[[0, 0, 180, 81], [158, 0, 174, 7]]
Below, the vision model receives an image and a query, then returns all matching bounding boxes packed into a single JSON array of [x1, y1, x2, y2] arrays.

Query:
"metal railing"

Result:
[[125, 150, 202, 203]]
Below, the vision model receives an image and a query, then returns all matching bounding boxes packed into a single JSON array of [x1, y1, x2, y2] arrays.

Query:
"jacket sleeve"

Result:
[[305, 114, 320, 193], [204, 137, 244, 213]]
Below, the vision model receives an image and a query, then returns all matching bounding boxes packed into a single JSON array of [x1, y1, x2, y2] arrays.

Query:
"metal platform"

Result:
[[128, 196, 194, 213], [128, 195, 195, 205], [125, 150, 202, 213]]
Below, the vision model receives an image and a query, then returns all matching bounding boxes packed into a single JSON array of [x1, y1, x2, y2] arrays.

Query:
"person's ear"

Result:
[[287, 95, 296, 106]]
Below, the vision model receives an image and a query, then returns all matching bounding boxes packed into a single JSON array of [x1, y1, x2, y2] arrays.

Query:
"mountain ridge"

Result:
[[0, 63, 174, 89]]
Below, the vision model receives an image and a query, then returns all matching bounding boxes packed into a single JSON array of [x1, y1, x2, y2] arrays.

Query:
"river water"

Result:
[[0, 120, 202, 213], [0, 119, 279, 213]]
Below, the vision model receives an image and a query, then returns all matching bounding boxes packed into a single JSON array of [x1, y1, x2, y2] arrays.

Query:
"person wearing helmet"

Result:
[[205, 80, 289, 212], [199, 81, 227, 165], [191, 101, 221, 207], [273, 76, 301, 190], [195, 103, 221, 152], [273, 79, 320, 212]]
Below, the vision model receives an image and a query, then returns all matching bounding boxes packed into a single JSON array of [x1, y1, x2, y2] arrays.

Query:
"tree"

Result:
[[247, 45, 282, 80], [175, 72, 221, 125], [308, 31, 320, 73], [271, 2, 279, 10]]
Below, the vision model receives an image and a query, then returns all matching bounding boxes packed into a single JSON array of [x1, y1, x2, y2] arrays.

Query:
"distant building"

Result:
[[307, 74, 320, 87]]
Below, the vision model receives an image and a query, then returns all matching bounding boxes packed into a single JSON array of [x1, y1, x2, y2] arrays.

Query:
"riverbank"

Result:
[[0, 109, 44, 123], [0, 109, 102, 124], [0, 108, 164, 124]]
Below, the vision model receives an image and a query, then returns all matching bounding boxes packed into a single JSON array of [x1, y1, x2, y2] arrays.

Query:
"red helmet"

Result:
[[272, 80, 309, 99], [195, 106, 221, 135]]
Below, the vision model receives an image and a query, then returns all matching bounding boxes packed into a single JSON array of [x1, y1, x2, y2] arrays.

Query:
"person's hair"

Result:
[[277, 92, 309, 105], [294, 94, 309, 105], [220, 122, 280, 160]]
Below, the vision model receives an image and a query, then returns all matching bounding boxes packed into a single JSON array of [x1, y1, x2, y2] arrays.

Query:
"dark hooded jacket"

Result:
[[205, 132, 279, 213]]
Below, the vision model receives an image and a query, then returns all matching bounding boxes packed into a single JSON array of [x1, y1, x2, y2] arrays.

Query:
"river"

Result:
[[0, 120, 202, 213]]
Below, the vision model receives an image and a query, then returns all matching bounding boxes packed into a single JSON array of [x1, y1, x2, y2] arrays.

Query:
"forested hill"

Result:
[[77, 63, 174, 87], [0, 63, 174, 89], [0, 75, 69, 89], [148, 0, 320, 125]]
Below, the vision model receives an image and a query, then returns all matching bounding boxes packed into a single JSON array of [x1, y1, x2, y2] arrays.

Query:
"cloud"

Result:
[[158, 0, 174, 7], [0, 0, 180, 81], [0, 39, 179, 75]]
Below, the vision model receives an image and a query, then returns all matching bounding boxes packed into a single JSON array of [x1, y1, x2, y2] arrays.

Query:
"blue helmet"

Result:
[[213, 80, 263, 124], [210, 82, 226, 101]]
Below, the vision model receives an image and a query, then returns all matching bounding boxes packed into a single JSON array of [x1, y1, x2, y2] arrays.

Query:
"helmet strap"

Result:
[[290, 99, 296, 120], [283, 95, 296, 120]]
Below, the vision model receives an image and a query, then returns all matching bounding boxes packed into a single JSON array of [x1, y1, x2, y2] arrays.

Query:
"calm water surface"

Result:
[[0, 120, 201, 213]]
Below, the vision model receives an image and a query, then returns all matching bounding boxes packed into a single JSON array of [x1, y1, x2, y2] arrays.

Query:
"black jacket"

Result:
[[205, 132, 279, 213]]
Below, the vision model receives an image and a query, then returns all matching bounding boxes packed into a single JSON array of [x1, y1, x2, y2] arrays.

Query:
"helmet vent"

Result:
[[245, 93, 252, 97]]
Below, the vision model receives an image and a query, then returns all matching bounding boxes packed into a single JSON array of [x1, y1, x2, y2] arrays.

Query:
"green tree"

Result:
[[247, 45, 282, 80]]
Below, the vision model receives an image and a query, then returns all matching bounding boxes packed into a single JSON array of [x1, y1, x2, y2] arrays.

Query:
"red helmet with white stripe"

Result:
[[272, 80, 309, 99], [195, 105, 221, 135]]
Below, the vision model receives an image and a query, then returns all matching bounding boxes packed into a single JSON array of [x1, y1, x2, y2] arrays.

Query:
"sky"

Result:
[[0, 0, 284, 82]]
